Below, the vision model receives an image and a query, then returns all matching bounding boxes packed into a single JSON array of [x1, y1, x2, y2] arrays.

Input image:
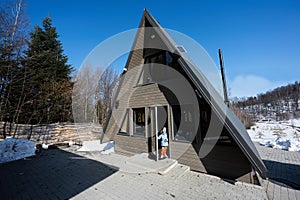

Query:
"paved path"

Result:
[[0, 148, 117, 200], [73, 150, 267, 200], [255, 143, 300, 200], [0, 147, 267, 200], [1, 143, 299, 200]]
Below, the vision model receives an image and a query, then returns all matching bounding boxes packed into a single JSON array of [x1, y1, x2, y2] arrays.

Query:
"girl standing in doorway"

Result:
[[158, 127, 168, 159]]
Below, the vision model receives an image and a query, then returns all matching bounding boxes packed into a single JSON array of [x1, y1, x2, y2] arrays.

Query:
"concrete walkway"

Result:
[[255, 143, 300, 200], [68, 148, 267, 200], [0, 148, 117, 200], [2, 143, 299, 200], [79, 151, 179, 175], [0, 146, 268, 200]]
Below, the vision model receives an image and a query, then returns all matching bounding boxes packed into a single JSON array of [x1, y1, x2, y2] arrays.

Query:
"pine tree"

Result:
[[23, 17, 73, 124], [26, 17, 72, 82]]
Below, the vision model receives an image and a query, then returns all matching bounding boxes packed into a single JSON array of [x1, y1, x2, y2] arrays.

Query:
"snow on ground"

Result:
[[0, 138, 35, 164], [281, 118, 300, 127], [247, 119, 300, 152], [0, 138, 115, 164], [77, 140, 114, 154]]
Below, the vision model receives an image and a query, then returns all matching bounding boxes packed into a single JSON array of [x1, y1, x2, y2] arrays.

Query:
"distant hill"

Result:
[[231, 81, 300, 127]]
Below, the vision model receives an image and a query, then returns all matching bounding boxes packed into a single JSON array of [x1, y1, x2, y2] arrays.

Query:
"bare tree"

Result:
[[72, 63, 102, 123], [72, 62, 119, 126], [0, 0, 29, 137], [96, 66, 118, 126]]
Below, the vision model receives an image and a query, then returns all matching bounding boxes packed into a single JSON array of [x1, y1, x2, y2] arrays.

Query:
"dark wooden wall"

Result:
[[114, 134, 147, 156], [129, 84, 168, 108], [170, 141, 252, 183]]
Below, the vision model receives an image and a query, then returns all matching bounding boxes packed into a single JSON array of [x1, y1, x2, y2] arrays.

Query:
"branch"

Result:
[[10, 0, 23, 46]]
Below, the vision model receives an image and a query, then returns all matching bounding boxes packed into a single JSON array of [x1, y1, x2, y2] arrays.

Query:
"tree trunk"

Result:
[[3, 121, 7, 139]]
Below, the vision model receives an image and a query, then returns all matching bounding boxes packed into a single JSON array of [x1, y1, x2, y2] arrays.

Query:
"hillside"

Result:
[[232, 81, 300, 122]]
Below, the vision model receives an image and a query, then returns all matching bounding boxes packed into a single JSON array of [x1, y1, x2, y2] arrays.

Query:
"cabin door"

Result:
[[148, 106, 169, 158]]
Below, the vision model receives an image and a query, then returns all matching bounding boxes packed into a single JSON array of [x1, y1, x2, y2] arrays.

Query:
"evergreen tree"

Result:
[[26, 17, 72, 82], [23, 17, 73, 124]]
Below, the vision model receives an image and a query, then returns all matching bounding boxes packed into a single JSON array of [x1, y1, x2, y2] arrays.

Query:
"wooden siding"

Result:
[[129, 84, 168, 108], [200, 143, 252, 183], [170, 141, 252, 183], [103, 69, 141, 142], [170, 141, 207, 172], [114, 134, 147, 155], [127, 19, 145, 71]]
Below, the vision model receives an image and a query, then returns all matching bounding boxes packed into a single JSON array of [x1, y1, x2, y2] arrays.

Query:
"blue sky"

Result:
[[25, 0, 300, 98]]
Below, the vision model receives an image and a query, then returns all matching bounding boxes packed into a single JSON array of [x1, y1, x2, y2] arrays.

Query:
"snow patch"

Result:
[[248, 119, 300, 152], [0, 138, 35, 164], [77, 140, 114, 154]]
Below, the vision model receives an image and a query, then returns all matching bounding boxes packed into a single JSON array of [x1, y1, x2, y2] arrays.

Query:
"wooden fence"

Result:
[[0, 122, 102, 144]]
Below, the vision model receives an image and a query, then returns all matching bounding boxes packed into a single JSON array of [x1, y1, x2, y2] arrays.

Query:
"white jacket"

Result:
[[157, 133, 168, 146]]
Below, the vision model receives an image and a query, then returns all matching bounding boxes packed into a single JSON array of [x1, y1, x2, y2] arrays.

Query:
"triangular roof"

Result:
[[144, 9, 266, 178], [104, 9, 267, 178]]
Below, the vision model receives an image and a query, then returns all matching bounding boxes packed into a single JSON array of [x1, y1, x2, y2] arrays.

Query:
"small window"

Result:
[[144, 51, 167, 84], [145, 51, 166, 64], [135, 66, 155, 87], [176, 45, 187, 53], [133, 107, 145, 137], [119, 109, 129, 135], [166, 52, 173, 65], [172, 104, 196, 142]]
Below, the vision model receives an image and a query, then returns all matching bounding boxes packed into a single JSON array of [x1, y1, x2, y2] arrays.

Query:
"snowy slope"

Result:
[[247, 119, 300, 152]]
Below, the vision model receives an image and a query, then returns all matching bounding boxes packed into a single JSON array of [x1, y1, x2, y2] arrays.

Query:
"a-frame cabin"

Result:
[[101, 9, 267, 184]]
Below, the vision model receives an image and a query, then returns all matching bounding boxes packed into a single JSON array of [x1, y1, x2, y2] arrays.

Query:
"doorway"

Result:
[[148, 106, 169, 158]]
